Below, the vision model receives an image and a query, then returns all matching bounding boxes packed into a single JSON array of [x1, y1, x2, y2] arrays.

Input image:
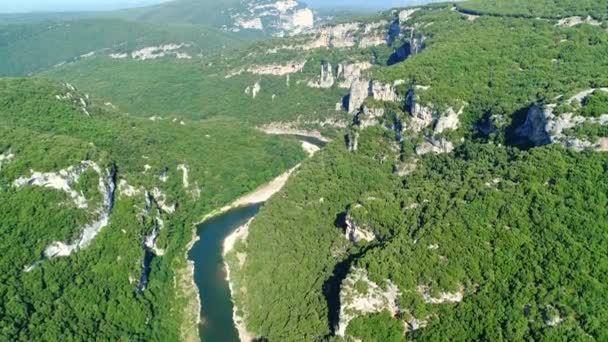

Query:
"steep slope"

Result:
[[0, 78, 305, 340], [117, 0, 315, 37], [0, 18, 244, 76], [226, 2, 608, 341], [459, 0, 608, 20]]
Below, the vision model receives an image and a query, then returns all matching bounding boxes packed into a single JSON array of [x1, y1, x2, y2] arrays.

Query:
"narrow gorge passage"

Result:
[[190, 204, 262, 342]]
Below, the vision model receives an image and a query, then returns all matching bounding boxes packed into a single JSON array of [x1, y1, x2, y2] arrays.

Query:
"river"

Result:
[[189, 134, 327, 342], [189, 204, 262, 342]]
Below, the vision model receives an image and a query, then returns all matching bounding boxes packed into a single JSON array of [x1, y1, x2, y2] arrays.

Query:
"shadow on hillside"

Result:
[[504, 105, 536, 150]]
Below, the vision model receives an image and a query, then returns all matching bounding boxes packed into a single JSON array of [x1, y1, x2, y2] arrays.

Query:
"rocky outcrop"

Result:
[[416, 137, 454, 155], [307, 62, 335, 88], [417, 284, 464, 304], [19, 162, 117, 261], [337, 268, 401, 336], [227, 60, 307, 78], [344, 205, 377, 244], [0, 149, 14, 171], [434, 107, 462, 134], [355, 107, 385, 129], [394, 159, 418, 176], [346, 131, 359, 152], [130, 43, 191, 60], [348, 80, 403, 113], [406, 87, 435, 132], [348, 80, 372, 113], [337, 62, 372, 89], [544, 305, 564, 327], [515, 99, 608, 151], [55, 83, 91, 116], [557, 16, 602, 28], [230, 0, 314, 36], [259, 121, 332, 142], [245, 81, 262, 98], [267, 18, 394, 52], [14, 161, 103, 209]]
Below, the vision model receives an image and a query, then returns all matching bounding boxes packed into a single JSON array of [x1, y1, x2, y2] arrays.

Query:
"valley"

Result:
[[1, 0, 608, 341]]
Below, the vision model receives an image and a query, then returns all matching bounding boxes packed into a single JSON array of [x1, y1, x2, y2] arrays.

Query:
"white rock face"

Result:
[[118, 179, 141, 197], [131, 43, 190, 60], [417, 285, 464, 304], [356, 106, 385, 129], [557, 16, 602, 27], [151, 188, 176, 214], [0, 149, 14, 171], [177, 164, 190, 188], [268, 18, 392, 52], [406, 89, 436, 132], [25, 162, 117, 260], [307, 62, 335, 88], [348, 80, 372, 113], [13, 162, 102, 209], [544, 306, 564, 327], [337, 62, 372, 89], [280, 8, 314, 34], [519, 100, 608, 151], [416, 137, 454, 155], [347, 131, 359, 152], [348, 79, 404, 113], [110, 52, 128, 59], [231, 0, 314, 35], [227, 60, 307, 78], [371, 81, 399, 102], [434, 107, 463, 134], [338, 268, 401, 336], [245, 81, 262, 98], [399, 9, 419, 23], [144, 220, 166, 257], [235, 17, 264, 30], [344, 215, 376, 243]]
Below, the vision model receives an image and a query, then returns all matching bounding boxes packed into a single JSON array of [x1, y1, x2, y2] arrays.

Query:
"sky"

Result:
[[0, 0, 437, 14]]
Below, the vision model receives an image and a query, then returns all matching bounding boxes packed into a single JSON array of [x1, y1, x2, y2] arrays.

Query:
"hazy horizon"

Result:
[[0, 0, 443, 14]]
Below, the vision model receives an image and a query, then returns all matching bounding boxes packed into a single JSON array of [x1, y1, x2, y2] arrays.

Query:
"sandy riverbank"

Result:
[[181, 164, 299, 342], [184, 136, 323, 341], [223, 218, 256, 342]]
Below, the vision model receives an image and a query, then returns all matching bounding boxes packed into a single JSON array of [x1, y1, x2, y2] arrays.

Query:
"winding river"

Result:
[[189, 204, 262, 342], [189, 134, 327, 342]]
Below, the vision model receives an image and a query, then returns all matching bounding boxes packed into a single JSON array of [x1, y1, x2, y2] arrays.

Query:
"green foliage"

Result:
[[580, 90, 608, 117], [43, 57, 350, 125], [0, 77, 305, 340], [459, 0, 608, 19], [373, 7, 608, 138], [0, 18, 245, 76], [347, 312, 405, 342], [564, 123, 608, 140], [239, 123, 608, 340]]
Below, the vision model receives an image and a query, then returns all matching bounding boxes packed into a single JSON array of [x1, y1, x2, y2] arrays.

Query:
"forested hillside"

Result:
[[0, 78, 304, 340], [0, 18, 244, 76], [226, 1, 608, 341], [459, 0, 608, 19], [2, 0, 608, 340]]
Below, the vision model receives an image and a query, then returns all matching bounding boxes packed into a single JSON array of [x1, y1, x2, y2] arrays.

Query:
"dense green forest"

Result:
[[43, 57, 350, 126], [459, 0, 608, 19], [237, 128, 608, 340], [0, 78, 304, 340], [225, 2, 608, 341], [2, 0, 608, 340], [0, 18, 244, 76]]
